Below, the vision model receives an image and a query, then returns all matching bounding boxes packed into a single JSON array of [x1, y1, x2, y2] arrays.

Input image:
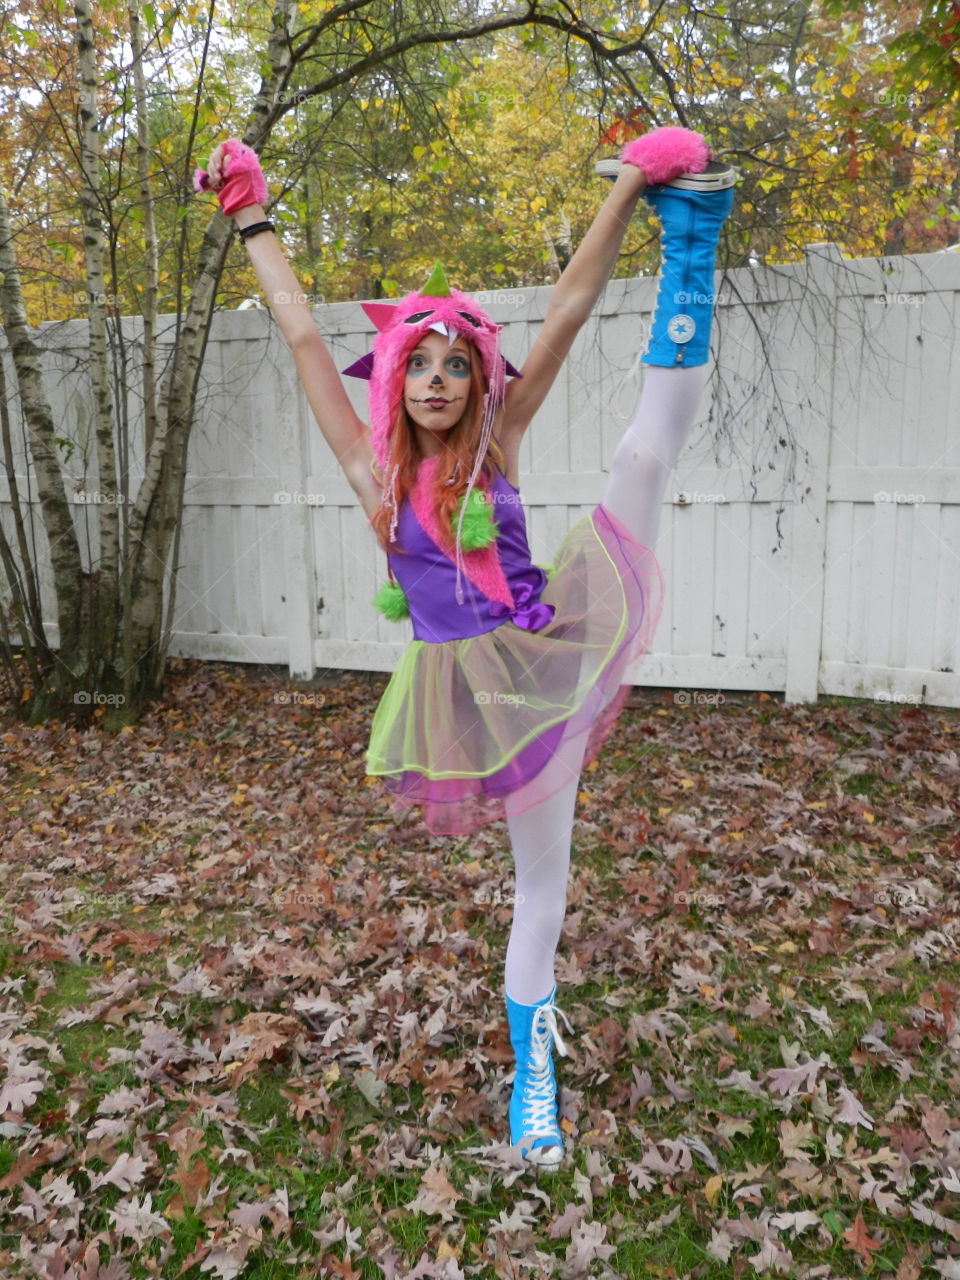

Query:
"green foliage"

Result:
[[823, 0, 960, 102], [3, 0, 957, 325]]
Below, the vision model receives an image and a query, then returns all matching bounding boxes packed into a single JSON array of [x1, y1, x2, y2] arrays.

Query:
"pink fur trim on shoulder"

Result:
[[408, 460, 515, 609], [620, 127, 709, 185]]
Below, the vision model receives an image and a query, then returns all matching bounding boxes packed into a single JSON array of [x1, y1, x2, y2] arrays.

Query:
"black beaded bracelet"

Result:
[[237, 220, 275, 242]]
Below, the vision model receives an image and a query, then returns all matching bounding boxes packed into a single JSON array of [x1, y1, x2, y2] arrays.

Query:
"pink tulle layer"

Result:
[[367, 503, 665, 836]]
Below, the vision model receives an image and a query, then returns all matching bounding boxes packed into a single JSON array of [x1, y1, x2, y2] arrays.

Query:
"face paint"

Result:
[[406, 349, 471, 379]]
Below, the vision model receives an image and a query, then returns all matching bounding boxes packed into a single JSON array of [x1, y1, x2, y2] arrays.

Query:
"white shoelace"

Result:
[[611, 344, 651, 423], [520, 1003, 574, 1137]]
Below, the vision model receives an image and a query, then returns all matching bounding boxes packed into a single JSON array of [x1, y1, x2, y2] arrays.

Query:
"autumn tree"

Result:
[[0, 0, 693, 723], [262, 0, 959, 304]]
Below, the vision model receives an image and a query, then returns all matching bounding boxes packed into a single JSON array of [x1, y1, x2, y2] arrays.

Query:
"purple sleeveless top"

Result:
[[387, 469, 553, 643]]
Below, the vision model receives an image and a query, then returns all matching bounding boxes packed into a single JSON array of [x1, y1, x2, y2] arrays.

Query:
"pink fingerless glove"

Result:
[[619, 126, 710, 186], [193, 138, 268, 216]]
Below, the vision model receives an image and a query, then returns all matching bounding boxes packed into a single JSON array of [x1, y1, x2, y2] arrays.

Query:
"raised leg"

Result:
[[602, 363, 710, 550], [603, 177, 734, 550]]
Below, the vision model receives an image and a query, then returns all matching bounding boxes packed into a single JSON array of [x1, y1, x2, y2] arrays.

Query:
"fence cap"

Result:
[[803, 241, 846, 263]]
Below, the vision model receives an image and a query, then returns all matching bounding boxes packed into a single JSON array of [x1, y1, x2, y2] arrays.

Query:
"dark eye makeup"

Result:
[[403, 308, 482, 327]]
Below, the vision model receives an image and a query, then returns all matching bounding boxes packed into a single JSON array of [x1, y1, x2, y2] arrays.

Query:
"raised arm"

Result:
[[202, 142, 381, 519], [501, 165, 647, 438], [502, 126, 711, 441]]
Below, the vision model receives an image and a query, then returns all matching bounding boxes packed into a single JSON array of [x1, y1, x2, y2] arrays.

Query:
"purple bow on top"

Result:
[[489, 581, 555, 632]]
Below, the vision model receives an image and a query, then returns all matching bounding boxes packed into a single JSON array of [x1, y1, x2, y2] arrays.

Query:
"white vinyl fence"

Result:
[[2, 242, 959, 706]]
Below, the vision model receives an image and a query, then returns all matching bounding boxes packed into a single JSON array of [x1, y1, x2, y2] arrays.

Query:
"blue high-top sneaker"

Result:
[[641, 173, 735, 367], [505, 986, 573, 1168]]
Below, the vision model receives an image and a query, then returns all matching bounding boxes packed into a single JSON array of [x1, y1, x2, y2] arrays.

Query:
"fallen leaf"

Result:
[[842, 1210, 882, 1265]]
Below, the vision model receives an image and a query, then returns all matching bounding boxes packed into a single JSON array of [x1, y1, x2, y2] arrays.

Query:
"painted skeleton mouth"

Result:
[[410, 395, 464, 409]]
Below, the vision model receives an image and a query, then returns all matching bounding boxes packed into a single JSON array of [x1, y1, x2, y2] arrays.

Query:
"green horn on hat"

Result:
[[420, 261, 452, 297]]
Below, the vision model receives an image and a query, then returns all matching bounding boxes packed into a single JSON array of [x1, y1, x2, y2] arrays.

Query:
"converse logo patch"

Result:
[[667, 314, 696, 342]]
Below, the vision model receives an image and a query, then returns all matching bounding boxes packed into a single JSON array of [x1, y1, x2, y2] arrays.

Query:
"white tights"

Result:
[[503, 364, 709, 1003]]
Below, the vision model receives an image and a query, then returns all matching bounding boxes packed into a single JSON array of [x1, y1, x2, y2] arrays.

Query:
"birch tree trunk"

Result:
[[0, 186, 89, 706], [0, 350, 51, 702], [125, 0, 297, 698], [74, 0, 121, 669], [123, 0, 160, 704]]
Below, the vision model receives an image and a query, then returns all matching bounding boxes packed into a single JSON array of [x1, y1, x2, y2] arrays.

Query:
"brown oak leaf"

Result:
[[842, 1210, 882, 1265]]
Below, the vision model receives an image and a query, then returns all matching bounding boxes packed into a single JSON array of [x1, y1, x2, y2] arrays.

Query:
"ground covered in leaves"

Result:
[[1, 660, 959, 1280]]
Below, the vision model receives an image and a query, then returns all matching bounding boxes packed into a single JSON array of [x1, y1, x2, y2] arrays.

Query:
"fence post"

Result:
[[273, 335, 317, 681], [783, 242, 843, 703]]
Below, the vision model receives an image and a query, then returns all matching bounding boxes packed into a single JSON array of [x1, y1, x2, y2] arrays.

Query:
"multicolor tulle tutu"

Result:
[[366, 496, 665, 836]]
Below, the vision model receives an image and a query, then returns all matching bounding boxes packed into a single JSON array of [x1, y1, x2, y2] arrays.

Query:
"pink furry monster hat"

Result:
[[342, 260, 522, 471]]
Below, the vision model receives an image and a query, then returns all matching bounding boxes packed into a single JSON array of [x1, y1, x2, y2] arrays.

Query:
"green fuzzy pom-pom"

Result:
[[454, 487, 498, 550], [372, 580, 409, 621]]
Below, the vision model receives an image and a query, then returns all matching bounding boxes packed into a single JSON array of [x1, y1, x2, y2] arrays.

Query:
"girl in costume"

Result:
[[196, 128, 735, 1166]]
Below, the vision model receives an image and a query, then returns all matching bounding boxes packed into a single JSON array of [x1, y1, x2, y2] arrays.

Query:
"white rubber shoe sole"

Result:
[[595, 157, 739, 190]]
